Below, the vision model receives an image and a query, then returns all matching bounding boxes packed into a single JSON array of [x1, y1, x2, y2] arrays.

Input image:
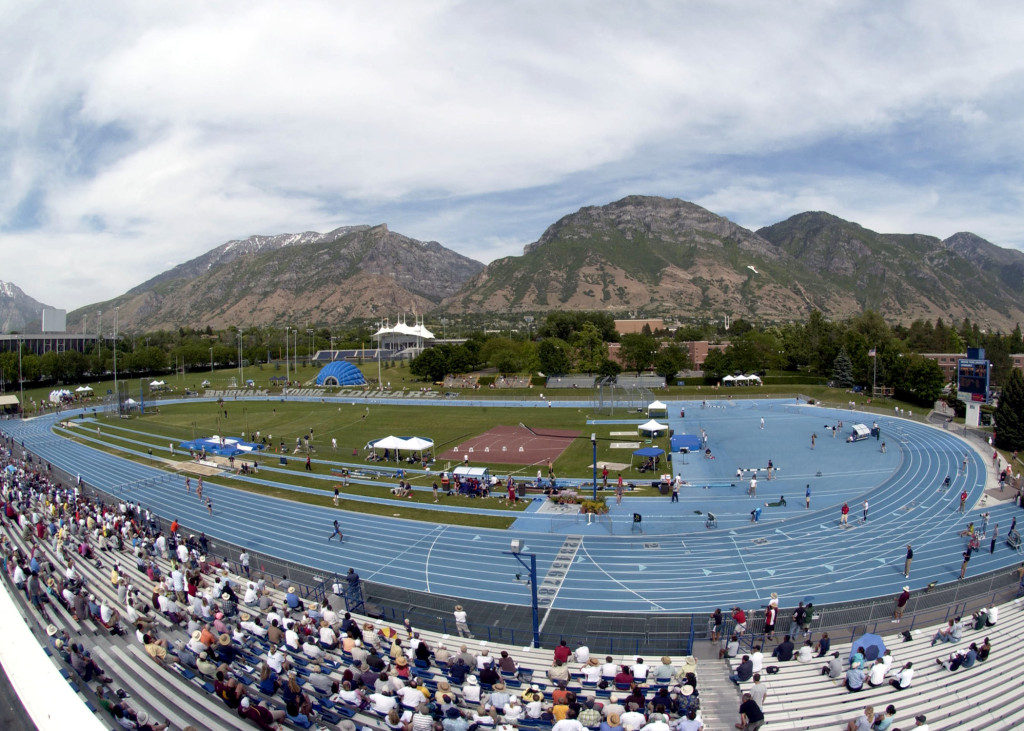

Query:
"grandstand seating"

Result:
[[544, 377, 597, 389], [726, 601, 1024, 731]]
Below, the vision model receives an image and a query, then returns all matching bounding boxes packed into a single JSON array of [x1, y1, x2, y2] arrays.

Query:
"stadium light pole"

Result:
[[17, 335, 24, 417], [209, 347, 213, 373], [504, 545, 540, 648], [238, 331, 243, 385], [113, 307, 119, 414], [285, 327, 290, 383], [591, 433, 598, 500]]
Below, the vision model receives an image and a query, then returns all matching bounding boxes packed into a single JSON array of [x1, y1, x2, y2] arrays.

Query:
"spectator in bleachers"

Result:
[[845, 663, 866, 692], [797, 640, 813, 662], [930, 618, 961, 645], [867, 658, 888, 687], [135, 632, 167, 664], [620, 702, 646, 730], [845, 705, 875, 731], [749, 645, 763, 673], [550, 658, 570, 683], [238, 695, 286, 729], [972, 604, 998, 629], [823, 651, 839, 675], [632, 657, 650, 683], [815, 632, 831, 657], [978, 636, 992, 661], [462, 675, 482, 705], [748, 673, 767, 708], [872, 705, 897, 731], [888, 661, 914, 690], [719, 634, 740, 660], [936, 642, 978, 671], [729, 655, 753, 684], [673, 709, 701, 731], [196, 650, 218, 677], [737, 691, 765, 731], [772, 635, 795, 662]]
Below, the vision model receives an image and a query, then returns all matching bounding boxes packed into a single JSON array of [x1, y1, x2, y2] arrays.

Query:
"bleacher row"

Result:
[[0, 474, 719, 730], [729, 597, 1024, 731]]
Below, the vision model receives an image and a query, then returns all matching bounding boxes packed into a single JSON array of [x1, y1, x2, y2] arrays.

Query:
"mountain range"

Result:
[[0, 281, 51, 333], [43, 196, 1024, 332]]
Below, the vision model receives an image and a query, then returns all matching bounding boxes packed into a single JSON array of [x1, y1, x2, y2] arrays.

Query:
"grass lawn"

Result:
[[82, 399, 671, 481], [56, 425, 519, 529]]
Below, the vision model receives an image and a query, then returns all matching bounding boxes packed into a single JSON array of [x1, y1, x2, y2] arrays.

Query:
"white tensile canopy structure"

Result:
[[371, 435, 407, 451], [402, 436, 434, 452], [647, 400, 668, 417], [75, 386, 93, 393], [638, 419, 669, 436]]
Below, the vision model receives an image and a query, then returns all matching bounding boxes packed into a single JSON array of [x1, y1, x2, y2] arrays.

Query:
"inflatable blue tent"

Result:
[[315, 361, 367, 387]]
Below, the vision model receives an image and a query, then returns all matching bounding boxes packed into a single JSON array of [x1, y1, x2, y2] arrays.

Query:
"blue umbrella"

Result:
[[850, 633, 886, 663]]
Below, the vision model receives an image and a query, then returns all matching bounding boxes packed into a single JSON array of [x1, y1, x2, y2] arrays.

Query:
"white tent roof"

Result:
[[648, 400, 667, 410], [722, 375, 736, 381], [75, 385, 93, 392], [639, 419, 668, 433], [149, 380, 165, 387], [402, 436, 434, 450], [733, 374, 749, 381], [125, 398, 137, 405], [745, 374, 762, 381], [371, 435, 407, 450]]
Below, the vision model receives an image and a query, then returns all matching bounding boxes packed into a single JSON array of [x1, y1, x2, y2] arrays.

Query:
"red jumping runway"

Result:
[[439, 425, 580, 465]]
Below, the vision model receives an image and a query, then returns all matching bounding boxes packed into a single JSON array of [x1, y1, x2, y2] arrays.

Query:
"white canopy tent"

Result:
[[402, 436, 434, 452], [370, 435, 407, 451], [647, 400, 668, 417], [75, 385, 93, 393], [722, 375, 736, 384], [48, 389, 71, 404], [745, 374, 762, 383], [638, 419, 669, 436]]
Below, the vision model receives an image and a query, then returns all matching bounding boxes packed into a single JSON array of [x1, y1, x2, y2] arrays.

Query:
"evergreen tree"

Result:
[[995, 368, 1024, 451], [831, 348, 855, 388]]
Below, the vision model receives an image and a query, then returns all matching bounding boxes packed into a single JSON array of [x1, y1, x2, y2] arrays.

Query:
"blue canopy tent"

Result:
[[631, 446, 665, 471]]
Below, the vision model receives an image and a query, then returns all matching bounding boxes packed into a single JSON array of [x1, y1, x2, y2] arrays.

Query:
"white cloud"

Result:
[[2, 1, 1024, 310]]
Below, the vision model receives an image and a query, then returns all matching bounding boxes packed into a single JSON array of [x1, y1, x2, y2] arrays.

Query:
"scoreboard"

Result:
[[957, 358, 990, 403]]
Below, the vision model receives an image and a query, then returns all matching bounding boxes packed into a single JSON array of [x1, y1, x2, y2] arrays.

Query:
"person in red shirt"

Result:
[[840, 503, 850, 526], [732, 607, 747, 636], [764, 604, 778, 641], [553, 640, 572, 664], [170, 519, 179, 534]]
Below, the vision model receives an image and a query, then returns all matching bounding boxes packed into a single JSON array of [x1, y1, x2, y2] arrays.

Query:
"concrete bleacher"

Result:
[[614, 376, 665, 389], [544, 376, 597, 389], [726, 601, 1024, 731], [489, 376, 531, 389]]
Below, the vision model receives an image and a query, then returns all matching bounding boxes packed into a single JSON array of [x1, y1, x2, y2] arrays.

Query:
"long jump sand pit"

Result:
[[439, 425, 580, 465]]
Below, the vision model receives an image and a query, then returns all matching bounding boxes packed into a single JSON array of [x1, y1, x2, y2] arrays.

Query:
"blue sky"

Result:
[[2, 1, 1024, 310]]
